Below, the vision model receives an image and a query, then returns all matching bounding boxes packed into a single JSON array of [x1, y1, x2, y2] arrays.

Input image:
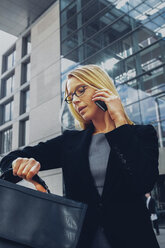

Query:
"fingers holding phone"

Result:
[[92, 89, 125, 121]]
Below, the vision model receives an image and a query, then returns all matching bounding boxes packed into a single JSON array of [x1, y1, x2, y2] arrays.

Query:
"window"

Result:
[[2, 101, 13, 123], [7, 51, 16, 69], [2, 49, 16, 72], [22, 33, 31, 57], [19, 119, 29, 146], [21, 61, 31, 84], [0, 128, 12, 154], [1, 74, 15, 98], [20, 89, 30, 114]]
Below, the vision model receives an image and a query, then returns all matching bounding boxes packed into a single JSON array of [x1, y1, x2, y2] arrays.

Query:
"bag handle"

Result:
[[0, 168, 51, 193]]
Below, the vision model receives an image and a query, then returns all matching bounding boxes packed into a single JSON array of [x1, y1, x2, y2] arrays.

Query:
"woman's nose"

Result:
[[72, 94, 80, 104]]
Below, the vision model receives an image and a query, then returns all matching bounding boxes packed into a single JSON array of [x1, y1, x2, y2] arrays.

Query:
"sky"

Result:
[[0, 30, 17, 74]]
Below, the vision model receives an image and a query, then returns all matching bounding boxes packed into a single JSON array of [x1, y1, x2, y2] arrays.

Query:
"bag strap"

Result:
[[0, 168, 51, 193]]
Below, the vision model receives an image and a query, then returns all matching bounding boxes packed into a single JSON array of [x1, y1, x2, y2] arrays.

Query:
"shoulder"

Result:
[[63, 129, 85, 136], [62, 128, 86, 140], [133, 124, 158, 143], [61, 129, 89, 149], [133, 124, 157, 137]]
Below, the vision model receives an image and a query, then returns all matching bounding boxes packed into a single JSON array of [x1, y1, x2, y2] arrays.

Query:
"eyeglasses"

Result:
[[65, 85, 88, 104]]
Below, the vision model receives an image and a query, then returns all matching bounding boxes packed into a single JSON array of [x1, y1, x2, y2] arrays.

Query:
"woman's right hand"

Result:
[[12, 157, 46, 192]]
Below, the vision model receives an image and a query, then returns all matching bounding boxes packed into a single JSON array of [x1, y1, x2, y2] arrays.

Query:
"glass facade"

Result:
[[60, 0, 165, 224], [60, 0, 165, 139]]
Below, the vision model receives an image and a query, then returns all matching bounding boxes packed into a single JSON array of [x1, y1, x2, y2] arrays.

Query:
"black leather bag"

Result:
[[0, 169, 87, 248]]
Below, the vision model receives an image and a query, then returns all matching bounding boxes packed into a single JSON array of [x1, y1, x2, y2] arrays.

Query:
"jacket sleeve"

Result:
[[0, 133, 65, 173], [150, 198, 156, 214], [105, 124, 159, 196]]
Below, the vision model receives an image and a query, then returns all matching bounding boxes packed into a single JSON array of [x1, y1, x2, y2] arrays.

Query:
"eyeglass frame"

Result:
[[65, 85, 88, 104]]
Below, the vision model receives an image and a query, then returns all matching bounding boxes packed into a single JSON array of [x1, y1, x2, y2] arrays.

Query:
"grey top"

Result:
[[89, 133, 112, 248], [89, 133, 110, 195]]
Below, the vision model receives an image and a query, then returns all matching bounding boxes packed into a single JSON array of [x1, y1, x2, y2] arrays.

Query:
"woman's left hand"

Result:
[[92, 89, 127, 125]]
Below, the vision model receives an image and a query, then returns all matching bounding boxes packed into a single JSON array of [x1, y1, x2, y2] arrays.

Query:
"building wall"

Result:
[[20, 1, 62, 194], [30, 1, 61, 145], [0, 1, 63, 195]]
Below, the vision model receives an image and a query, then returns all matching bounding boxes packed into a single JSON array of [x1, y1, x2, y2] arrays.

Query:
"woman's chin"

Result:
[[81, 113, 91, 121], [80, 109, 97, 121], [81, 113, 95, 122], [82, 116, 90, 121]]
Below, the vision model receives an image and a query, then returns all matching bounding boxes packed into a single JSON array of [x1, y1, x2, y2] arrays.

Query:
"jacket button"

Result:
[[98, 202, 103, 207]]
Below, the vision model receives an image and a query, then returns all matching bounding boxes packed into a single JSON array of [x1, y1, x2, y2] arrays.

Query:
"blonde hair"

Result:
[[65, 64, 134, 129]]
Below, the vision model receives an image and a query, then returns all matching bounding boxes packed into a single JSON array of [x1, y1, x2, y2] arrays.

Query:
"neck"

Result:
[[92, 111, 115, 135]]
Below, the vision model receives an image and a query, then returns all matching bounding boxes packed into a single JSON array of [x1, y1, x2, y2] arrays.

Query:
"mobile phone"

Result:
[[95, 100, 107, 112]]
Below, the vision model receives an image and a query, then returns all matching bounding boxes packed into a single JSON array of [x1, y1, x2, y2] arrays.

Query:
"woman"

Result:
[[0, 65, 160, 248]]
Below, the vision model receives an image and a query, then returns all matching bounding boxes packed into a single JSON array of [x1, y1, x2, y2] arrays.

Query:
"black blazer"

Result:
[[0, 124, 160, 248]]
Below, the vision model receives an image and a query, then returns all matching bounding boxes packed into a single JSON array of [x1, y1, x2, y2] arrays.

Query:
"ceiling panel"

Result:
[[0, 0, 57, 36]]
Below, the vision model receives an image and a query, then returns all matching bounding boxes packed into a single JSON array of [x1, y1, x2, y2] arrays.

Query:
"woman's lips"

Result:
[[78, 106, 87, 113]]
